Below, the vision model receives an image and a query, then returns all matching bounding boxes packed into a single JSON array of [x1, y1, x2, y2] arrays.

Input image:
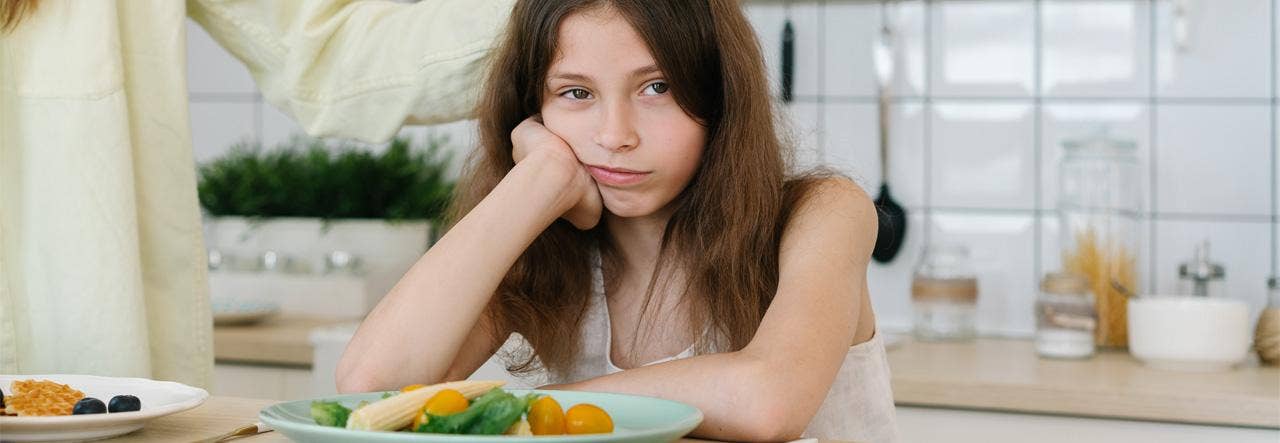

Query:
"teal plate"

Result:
[[260, 389, 703, 443]]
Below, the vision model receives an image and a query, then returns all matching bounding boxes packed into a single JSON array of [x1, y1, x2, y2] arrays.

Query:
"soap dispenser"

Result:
[[1177, 240, 1225, 298]]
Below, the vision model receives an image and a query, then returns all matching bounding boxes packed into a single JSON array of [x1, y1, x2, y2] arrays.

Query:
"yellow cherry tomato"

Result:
[[424, 389, 469, 415], [410, 389, 470, 431], [565, 403, 613, 434], [527, 396, 567, 435], [400, 384, 425, 392]]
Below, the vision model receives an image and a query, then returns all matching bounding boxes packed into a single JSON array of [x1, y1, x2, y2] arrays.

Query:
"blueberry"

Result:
[[108, 395, 141, 413], [72, 397, 106, 415]]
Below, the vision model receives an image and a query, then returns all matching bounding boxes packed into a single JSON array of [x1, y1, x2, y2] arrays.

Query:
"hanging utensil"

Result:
[[781, 2, 795, 103], [872, 1, 907, 263]]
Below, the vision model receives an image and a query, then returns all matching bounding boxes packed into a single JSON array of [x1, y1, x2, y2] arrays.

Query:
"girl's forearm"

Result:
[[548, 351, 815, 442], [337, 153, 577, 392]]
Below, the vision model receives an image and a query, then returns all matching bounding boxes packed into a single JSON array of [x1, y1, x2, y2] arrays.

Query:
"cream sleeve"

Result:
[[187, 0, 516, 142]]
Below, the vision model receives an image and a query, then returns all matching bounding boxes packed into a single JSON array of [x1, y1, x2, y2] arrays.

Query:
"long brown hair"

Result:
[[449, 0, 830, 376], [1, 0, 38, 33]]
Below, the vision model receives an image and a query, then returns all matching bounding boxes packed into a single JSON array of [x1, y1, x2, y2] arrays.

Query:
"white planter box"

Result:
[[204, 216, 432, 315]]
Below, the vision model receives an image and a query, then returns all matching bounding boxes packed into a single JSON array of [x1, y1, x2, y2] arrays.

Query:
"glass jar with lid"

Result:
[[912, 244, 978, 341], [1057, 128, 1142, 348], [1036, 272, 1097, 359]]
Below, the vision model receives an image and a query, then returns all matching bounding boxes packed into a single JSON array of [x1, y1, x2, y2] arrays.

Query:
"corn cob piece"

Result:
[[345, 380, 505, 431], [505, 418, 533, 435]]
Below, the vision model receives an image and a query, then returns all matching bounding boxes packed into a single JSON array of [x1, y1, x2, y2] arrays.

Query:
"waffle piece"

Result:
[[4, 379, 85, 416]]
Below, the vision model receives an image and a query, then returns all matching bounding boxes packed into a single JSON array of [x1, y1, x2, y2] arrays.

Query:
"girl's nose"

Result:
[[593, 100, 639, 152]]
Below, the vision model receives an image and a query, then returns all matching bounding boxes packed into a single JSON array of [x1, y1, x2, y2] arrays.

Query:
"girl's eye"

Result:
[[643, 81, 669, 96], [562, 88, 592, 100]]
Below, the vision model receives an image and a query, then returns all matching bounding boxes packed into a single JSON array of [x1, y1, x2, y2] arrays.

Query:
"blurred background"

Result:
[[190, 1, 1278, 442]]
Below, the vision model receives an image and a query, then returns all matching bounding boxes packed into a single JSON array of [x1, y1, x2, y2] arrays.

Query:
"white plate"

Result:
[[0, 374, 208, 442]]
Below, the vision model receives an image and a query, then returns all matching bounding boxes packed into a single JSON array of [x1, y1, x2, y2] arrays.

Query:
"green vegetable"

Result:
[[310, 401, 351, 428], [415, 390, 537, 435]]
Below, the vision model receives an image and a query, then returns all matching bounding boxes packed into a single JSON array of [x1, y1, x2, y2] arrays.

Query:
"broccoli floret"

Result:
[[310, 401, 351, 428]]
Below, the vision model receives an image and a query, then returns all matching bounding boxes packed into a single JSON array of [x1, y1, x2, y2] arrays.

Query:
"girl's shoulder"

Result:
[[778, 175, 878, 265], [783, 175, 876, 231]]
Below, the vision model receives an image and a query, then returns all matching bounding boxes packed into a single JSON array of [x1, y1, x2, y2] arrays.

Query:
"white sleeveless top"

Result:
[[498, 254, 899, 442]]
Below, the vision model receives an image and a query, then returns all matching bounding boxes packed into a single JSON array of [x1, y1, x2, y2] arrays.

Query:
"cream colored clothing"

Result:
[[499, 253, 900, 442], [0, 0, 514, 388]]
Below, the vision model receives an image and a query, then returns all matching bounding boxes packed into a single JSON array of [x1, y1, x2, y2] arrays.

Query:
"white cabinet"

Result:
[[212, 363, 313, 401], [897, 406, 1280, 443]]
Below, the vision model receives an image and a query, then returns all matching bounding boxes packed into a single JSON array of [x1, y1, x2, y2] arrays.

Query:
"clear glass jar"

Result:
[[1057, 129, 1142, 348], [1036, 272, 1097, 359], [912, 244, 978, 341]]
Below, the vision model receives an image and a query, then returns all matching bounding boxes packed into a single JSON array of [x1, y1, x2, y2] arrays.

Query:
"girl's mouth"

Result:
[[586, 164, 651, 187]]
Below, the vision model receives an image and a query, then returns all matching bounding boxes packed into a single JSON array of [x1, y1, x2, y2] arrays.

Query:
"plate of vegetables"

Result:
[[259, 380, 703, 442]]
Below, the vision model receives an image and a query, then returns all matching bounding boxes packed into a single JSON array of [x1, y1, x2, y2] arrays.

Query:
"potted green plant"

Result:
[[198, 135, 455, 312]]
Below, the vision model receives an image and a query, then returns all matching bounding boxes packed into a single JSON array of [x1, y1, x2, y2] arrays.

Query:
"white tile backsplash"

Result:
[[823, 103, 879, 187], [189, 102, 255, 164], [823, 1, 927, 97], [824, 102, 927, 208], [1155, 105, 1272, 216], [1041, 1, 1151, 97], [1154, 0, 1273, 98], [186, 1, 1279, 338], [791, 4, 824, 98], [782, 102, 824, 170], [931, 102, 1037, 210], [185, 20, 256, 95], [1274, 221, 1279, 277], [260, 102, 301, 150], [931, 1, 1036, 97]]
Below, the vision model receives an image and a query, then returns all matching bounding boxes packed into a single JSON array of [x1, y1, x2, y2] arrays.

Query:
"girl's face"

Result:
[[540, 6, 707, 219]]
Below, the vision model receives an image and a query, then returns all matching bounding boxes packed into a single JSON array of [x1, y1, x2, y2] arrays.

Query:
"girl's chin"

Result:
[[601, 196, 663, 219], [602, 203, 657, 219]]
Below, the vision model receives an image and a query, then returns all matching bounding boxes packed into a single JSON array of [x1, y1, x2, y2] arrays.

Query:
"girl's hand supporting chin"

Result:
[[511, 115, 603, 230]]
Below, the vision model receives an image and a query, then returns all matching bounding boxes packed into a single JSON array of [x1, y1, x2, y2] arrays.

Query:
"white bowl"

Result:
[[1128, 296, 1251, 372]]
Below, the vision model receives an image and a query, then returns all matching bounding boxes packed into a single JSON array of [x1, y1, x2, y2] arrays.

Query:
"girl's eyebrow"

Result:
[[547, 64, 662, 83]]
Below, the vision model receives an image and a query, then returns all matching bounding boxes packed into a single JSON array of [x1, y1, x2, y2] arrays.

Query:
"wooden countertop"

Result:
[[887, 336, 1280, 428], [215, 318, 1279, 428], [103, 396, 850, 442], [214, 316, 356, 367]]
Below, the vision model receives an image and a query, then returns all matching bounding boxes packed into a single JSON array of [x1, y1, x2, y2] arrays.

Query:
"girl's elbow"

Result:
[[335, 366, 378, 394], [334, 353, 387, 394], [738, 403, 808, 442], [730, 358, 814, 441]]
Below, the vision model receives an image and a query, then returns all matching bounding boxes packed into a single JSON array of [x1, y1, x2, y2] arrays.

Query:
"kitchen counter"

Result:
[[103, 396, 852, 442], [215, 319, 1280, 428], [214, 316, 355, 367], [887, 336, 1280, 428]]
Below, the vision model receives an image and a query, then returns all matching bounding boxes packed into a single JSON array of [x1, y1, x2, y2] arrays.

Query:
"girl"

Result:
[[336, 1, 897, 441]]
